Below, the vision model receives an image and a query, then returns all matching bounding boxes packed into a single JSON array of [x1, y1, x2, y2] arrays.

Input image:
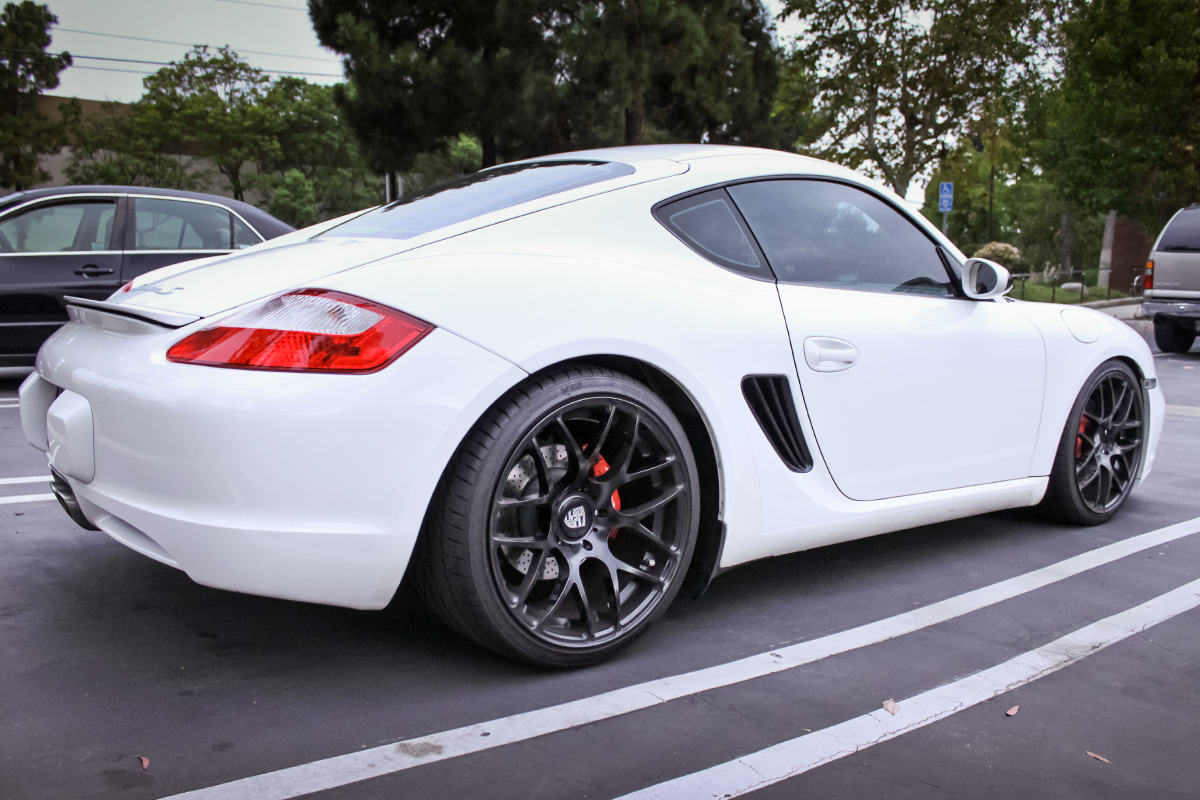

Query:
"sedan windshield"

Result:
[[320, 160, 634, 241]]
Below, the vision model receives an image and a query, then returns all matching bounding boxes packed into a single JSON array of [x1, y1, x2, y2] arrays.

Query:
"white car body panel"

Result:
[[20, 145, 1164, 610]]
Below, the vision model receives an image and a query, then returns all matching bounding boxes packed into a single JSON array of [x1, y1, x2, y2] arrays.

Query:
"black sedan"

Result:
[[0, 186, 293, 367]]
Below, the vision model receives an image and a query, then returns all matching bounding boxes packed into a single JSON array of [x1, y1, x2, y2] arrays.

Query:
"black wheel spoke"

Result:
[[1071, 370, 1145, 515], [487, 394, 692, 651]]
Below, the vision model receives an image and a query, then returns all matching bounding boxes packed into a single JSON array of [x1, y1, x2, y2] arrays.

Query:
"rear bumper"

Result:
[[1143, 300, 1200, 322], [22, 319, 526, 610]]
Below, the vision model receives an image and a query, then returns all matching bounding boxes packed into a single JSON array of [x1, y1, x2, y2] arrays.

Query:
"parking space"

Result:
[[2, 344, 1198, 800]]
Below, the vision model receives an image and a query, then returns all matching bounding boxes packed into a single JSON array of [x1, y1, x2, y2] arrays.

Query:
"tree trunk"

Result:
[[624, 101, 644, 146], [481, 133, 497, 169]]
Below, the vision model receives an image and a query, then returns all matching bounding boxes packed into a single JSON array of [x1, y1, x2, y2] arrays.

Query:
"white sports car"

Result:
[[20, 145, 1162, 667]]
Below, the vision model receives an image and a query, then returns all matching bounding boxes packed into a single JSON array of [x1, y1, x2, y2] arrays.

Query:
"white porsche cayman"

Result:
[[21, 145, 1162, 667]]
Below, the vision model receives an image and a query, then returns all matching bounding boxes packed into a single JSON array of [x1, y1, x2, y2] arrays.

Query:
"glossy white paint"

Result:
[[21, 145, 1163, 610]]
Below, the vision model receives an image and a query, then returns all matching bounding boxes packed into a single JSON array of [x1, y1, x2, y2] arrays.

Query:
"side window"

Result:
[[133, 198, 234, 251], [232, 215, 262, 249], [654, 189, 765, 276], [0, 200, 117, 253], [727, 180, 954, 297], [1157, 209, 1200, 252]]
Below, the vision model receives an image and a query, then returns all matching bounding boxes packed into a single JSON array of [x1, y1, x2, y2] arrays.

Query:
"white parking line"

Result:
[[0, 493, 54, 505], [620, 578, 1200, 800], [162, 516, 1200, 800], [1166, 404, 1200, 418], [0, 476, 49, 486]]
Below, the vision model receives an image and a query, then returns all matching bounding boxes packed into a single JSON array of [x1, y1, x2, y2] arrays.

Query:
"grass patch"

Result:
[[1011, 280, 1128, 304]]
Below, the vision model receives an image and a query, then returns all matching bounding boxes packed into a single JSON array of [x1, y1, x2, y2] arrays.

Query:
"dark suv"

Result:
[[1144, 204, 1200, 353], [0, 186, 293, 367]]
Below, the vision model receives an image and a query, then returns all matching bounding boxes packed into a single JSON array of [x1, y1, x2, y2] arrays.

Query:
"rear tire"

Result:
[[1153, 318, 1195, 354], [417, 366, 700, 668], [1040, 360, 1145, 525]]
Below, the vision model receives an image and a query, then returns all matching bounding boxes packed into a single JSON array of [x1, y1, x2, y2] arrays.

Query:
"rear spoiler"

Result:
[[65, 296, 201, 329]]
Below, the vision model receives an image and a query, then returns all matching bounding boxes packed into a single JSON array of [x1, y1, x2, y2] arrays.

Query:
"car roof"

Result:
[[0, 185, 294, 237]]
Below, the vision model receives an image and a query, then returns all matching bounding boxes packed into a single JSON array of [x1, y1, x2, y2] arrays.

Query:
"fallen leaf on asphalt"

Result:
[[1006, 706, 1019, 716], [803, 729, 812, 732], [138, 757, 149, 770], [1086, 751, 1111, 764], [882, 699, 900, 715]]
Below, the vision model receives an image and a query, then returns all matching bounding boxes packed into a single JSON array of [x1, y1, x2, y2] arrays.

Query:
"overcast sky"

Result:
[[46, 0, 800, 103]]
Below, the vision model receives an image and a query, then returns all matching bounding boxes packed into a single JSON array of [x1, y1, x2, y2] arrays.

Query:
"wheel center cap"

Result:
[[556, 495, 594, 540]]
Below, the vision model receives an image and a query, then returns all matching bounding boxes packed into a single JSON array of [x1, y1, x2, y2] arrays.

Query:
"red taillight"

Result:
[[166, 289, 433, 373], [1144, 259, 1154, 290]]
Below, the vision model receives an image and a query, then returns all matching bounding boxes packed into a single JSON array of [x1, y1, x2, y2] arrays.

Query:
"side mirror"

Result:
[[961, 258, 1013, 300]]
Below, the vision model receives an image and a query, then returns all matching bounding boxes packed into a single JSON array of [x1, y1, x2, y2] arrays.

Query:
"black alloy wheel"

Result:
[[418, 367, 700, 667], [1043, 360, 1146, 525]]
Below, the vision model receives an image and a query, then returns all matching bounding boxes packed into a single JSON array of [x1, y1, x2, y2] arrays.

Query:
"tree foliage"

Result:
[[309, 0, 782, 172], [779, 0, 1056, 198], [1036, 0, 1200, 224], [0, 1, 70, 190], [67, 47, 380, 224]]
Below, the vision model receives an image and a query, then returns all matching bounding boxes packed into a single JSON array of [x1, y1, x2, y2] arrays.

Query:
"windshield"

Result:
[[1158, 208, 1200, 252], [319, 160, 635, 241]]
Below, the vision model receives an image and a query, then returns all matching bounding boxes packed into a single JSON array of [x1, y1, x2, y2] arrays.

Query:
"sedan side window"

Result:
[[133, 198, 235, 251], [0, 200, 117, 253], [727, 180, 953, 297]]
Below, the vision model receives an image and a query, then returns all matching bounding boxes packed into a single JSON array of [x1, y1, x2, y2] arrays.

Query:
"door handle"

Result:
[[802, 337, 860, 372], [74, 265, 115, 277]]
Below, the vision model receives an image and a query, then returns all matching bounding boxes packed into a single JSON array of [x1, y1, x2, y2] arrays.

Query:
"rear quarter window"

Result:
[[1157, 209, 1200, 252]]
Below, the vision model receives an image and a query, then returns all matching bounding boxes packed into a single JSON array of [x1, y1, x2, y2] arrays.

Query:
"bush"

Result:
[[972, 241, 1023, 270]]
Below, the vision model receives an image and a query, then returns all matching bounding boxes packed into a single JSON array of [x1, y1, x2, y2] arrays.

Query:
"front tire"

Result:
[[1041, 360, 1146, 525], [1153, 318, 1196, 354], [418, 367, 700, 667]]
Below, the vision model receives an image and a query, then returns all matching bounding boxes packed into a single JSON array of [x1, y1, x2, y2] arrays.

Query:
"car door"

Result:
[[0, 195, 124, 362], [121, 196, 263, 280], [726, 178, 1047, 501]]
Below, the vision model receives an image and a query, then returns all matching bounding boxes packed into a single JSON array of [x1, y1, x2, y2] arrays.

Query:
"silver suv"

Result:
[[1144, 204, 1200, 353]]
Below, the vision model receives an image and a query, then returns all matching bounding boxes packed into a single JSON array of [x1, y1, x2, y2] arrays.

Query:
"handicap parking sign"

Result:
[[938, 181, 953, 212]]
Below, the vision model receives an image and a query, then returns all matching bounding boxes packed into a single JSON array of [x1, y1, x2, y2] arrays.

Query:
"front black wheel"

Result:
[[1041, 360, 1146, 525], [417, 367, 700, 667]]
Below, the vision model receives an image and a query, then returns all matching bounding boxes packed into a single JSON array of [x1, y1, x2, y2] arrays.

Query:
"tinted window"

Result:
[[321, 160, 635, 241], [0, 200, 117, 253], [655, 189, 764, 275], [134, 198, 233, 250], [1158, 209, 1200, 252], [728, 180, 953, 297], [232, 215, 261, 249]]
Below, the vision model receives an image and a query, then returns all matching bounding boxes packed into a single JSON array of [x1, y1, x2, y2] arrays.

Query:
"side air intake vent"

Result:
[[741, 375, 813, 473]]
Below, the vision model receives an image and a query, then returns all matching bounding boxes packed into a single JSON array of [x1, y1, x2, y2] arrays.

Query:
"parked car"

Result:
[[1143, 203, 1200, 353], [21, 146, 1162, 667], [0, 186, 293, 367]]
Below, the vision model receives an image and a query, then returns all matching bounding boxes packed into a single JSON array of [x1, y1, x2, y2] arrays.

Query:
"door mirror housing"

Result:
[[962, 258, 1013, 300]]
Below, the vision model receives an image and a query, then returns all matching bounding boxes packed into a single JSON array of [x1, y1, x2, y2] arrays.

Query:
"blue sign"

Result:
[[938, 181, 953, 213]]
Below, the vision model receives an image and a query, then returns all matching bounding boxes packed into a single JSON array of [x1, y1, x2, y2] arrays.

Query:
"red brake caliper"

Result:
[[593, 455, 621, 538], [1075, 417, 1087, 459]]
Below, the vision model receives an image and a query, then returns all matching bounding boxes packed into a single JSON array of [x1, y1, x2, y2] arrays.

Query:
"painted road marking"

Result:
[[620, 578, 1200, 799], [0, 476, 49, 486], [162, 516, 1200, 800], [0, 493, 54, 505], [1166, 404, 1200, 418]]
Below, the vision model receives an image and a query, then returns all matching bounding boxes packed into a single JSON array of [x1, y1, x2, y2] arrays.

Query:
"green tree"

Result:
[[1037, 0, 1200, 225], [0, 1, 70, 190], [778, 0, 1057, 198], [561, 0, 781, 148], [138, 46, 274, 201], [65, 100, 211, 190], [309, 0, 567, 171], [268, 168, 320, 227]]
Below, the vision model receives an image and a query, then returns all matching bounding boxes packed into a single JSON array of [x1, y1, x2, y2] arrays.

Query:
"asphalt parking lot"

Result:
[[2, 332, 1198, 800]]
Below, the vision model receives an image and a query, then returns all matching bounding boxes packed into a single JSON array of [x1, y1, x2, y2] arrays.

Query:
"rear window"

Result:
[[1158, 209, 1200, 252], [320, 160, 635, 241]]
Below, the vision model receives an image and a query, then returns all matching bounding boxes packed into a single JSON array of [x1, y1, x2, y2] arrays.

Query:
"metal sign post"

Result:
[[938, 182, 953, 234]]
